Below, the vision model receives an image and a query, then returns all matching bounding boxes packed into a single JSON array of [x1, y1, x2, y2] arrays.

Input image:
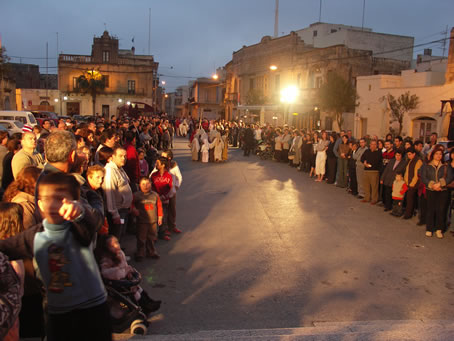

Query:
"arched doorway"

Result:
[[40, 101, 50, 106], [412, 117, 437, 143]]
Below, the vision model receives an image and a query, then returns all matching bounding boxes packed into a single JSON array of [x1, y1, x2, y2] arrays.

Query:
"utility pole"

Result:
[[148, 8, 151, 55], [319, 0, 322, 22], [442, 25, 449, 57], [274, 0, 279, 38], [361, 0, 366, 31], [46, 42, 49, 100]]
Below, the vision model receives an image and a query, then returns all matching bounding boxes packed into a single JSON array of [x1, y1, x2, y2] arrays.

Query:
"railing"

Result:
[[64, 85, 146, 97], [59, 55, 93, 63]]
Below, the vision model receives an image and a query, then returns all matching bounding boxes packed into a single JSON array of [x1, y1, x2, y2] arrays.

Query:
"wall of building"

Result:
[[356, 73, 454, 140]]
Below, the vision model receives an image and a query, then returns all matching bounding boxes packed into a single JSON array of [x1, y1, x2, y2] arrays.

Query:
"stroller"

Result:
[[257, 142, 273, 160], [103, 268, 157, 335]]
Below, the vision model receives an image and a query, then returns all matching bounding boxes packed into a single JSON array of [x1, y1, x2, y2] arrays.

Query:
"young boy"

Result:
[[132, 177, 163, 262], [0, 173, 111, 341], [391, 173, 407, 217]]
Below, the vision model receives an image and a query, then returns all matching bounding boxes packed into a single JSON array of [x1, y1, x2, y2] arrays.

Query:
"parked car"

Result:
[[72, 115, 89, 122], [31, 111, 59, 127], [0, 120, 24, 135], [0, 111, 37, 127]]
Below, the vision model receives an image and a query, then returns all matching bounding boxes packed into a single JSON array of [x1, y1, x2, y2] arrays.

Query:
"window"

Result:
[[128, 80, 135, 94], [331, 29, 337, 33], [73, 77, 78, 90], [103, 51, 110, 63], [325, 117, 333, 130], [368, 84, 372, 91], [249, 78, 255, 90], [103, 75, 109, 88], [315, 76, 323, 88], [313, 30, 318, 37]]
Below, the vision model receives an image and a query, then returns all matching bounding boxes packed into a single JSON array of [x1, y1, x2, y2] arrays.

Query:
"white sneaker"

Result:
[[436, 230, 443, 239]]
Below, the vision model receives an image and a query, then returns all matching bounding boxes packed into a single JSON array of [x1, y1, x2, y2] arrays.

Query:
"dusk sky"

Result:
[[1, 0, 453, 91]]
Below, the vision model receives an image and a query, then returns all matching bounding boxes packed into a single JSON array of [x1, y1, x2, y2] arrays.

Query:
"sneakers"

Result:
[[425, 231, 433, 237], [172, 227, 182, 234], [436, 230, 443, 239], [370, 201, 377, 205]]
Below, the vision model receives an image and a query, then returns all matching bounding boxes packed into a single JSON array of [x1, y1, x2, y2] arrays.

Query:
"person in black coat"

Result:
[[243, 125, 255, 157], [2, 139, 21, 191], [380, 150, 408, 211]]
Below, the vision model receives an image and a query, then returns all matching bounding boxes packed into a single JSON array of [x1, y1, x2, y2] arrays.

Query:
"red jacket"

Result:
[[151, 171, 173, 203], [124, 142, 140, 184]]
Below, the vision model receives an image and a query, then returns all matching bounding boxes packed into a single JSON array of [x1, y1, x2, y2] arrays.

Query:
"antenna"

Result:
[[148, 8, 151, 55], [274, 0, 279, 38]]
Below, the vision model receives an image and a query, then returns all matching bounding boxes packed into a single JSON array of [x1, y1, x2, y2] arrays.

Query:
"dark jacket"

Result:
[[421, 161, 448, 191], [380, 158, 408, 187]]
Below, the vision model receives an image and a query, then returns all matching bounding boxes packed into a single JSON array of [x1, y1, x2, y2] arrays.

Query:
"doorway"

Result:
[[67, 102, 80, 116], [412, 118, 437, 143]]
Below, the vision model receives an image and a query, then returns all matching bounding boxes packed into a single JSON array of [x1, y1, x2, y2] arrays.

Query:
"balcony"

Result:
[[59, 54, 156, 67], [59, 55, 93, 63], [63, 86, 146, 97]]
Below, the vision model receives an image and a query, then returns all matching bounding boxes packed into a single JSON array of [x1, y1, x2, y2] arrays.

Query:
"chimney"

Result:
[[446, 27, 454, 84], [424, 48, 432, 56]]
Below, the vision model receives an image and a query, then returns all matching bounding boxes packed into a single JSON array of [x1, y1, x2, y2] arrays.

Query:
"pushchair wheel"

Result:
[[131, 319, 147, 335]]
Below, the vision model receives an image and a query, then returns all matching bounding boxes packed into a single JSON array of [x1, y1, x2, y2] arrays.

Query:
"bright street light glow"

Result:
[[63, 96, 68, 100], [161, 81, 166, 85], [280, 85, 299, 103], [270, 65, 278, 71], [212, 74, 219, 80], [54, 98, 59, 102], [126, 101, 131, 105], [118, 99, 123, 103]]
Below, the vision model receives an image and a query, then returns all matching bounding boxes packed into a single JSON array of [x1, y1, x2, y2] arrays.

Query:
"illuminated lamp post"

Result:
[[280, 85, 299, 125]]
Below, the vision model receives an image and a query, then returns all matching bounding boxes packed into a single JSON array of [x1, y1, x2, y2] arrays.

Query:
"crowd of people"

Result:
[[0, 114, 182, 340], [182, 118, 453, 241], [247, 125, 453, 239]]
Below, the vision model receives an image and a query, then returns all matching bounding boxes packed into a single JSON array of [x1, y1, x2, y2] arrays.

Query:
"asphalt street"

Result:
[[122, 137, 454, 336]]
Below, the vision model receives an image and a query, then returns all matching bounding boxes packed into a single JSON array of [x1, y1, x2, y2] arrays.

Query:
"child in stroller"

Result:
[[96, 235, 161, 334]]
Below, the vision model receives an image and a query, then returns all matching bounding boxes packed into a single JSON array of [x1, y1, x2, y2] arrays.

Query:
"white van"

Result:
[[0, 111, 37, 127]]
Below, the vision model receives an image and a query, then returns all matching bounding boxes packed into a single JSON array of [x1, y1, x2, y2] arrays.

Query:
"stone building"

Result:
[[295, 22, 414, 62], [58, 30, 159, 118], [355, 27, 454, 141], [224, 29, 411, 130], [189, 78, 224, 120]]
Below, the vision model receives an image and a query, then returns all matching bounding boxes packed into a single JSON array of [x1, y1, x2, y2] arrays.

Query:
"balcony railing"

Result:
[[59, 55, 93, 63], [59, 54, 155, 67], [64, 86, 146, 96]]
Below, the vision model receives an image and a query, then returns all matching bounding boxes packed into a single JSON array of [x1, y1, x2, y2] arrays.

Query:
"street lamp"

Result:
[[280, 85, 299, 125], [212, 74, 219, 80], [126, 101, 131, 106], [118, 98, 123, 103], [270, 65, 278, 71], [272, 115, 278, 127], [161, 80, 166, 85]]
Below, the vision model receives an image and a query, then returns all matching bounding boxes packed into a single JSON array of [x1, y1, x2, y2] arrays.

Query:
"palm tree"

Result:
[[76, 69, 106, 116]]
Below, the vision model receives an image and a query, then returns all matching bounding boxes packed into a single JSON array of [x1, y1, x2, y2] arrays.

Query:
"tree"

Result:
[[381, 92, 419, 136], [318, 72, 357, 130], [76, 70, 106, 116]]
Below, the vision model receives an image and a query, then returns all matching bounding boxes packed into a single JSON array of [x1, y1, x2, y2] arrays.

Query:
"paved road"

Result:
[[122, 137, 454, 336]]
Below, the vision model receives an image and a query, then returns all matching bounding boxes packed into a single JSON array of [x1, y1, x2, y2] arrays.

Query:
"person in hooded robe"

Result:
[[210, 132, 224, 162], [190, 131, 200, 161], [201, 139, 210, 163]]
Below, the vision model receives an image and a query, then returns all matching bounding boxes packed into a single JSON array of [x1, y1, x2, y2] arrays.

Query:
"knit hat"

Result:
[[22, 125, 33, 133]]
